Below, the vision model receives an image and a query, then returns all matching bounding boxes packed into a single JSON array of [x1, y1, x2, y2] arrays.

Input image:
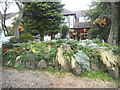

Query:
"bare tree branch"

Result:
[[0, 0, 12, 36]]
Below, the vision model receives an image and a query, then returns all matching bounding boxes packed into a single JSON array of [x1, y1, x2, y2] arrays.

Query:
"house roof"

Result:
[[73, 10, 87, 19], [62, 9, 76, 16], [5, 13, 18, 20], [74, 20, 91, 29], [62, 9, 90, 29]]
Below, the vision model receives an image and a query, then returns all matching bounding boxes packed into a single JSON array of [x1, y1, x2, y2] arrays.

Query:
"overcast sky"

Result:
[[61, 0, 92, 11], [0, 0, 93, 14]]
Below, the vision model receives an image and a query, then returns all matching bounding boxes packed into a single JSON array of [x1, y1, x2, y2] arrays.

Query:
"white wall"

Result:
[[69, 15, 74, 28], [64, 15, 75, 28]]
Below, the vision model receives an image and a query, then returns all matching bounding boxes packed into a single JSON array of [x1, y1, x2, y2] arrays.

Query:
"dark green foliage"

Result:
[[92, 38, 102, 43], [21, 2, 64, 36], [20, 33, 35, 42], [87, 26, 110, 41], [86, 2, 120, 45], [9, 37, 20, 43], [86, 2, 111, 42], [86, 2, 111, 22], [108, 46, 120, 55], [2, 43, 13, 51], [61, 25, 69, 38]]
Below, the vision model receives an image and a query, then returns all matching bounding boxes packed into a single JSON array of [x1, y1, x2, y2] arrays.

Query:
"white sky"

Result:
[[0, 0, 93, 14], [61, 0, 92, 11]]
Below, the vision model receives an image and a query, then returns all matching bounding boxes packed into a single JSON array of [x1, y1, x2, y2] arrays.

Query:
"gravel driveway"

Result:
[[2, 68, 53, 88], [2, 68, 118, 88]]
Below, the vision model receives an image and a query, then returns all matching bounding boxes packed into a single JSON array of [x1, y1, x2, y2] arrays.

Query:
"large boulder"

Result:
[[108, 67, 119, 79], [90, 62, 99, 71], [25, 62, 31, 69], [25, 62, 36, 69], [71, 66, 82, 76], [37, 60, 47, 69], [61, 61, 71, 71]]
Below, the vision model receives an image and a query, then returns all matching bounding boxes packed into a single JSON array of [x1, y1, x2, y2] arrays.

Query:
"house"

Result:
[[61, 9, 76, 28], [62, 9, 91, 40]]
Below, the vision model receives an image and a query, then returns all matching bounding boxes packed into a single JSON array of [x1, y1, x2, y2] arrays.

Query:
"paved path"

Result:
[[2, 68, 117, 88]]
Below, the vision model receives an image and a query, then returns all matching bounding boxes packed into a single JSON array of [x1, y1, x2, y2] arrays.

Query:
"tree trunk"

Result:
[[13, 2, 23, 39], [108, 2, 119, 45], [13, 22, 20, 39], [3, 14, 9, 35], [1, 22, 7, 36], [0, 11, 9, 36], [118, 2, 120, 45]]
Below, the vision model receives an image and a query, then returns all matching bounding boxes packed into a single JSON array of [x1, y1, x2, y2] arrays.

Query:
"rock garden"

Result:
[[2, 39, 120, 81]]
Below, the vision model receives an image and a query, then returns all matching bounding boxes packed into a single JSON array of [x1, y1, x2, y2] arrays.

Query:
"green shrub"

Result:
[[22, 52, 37, 63], [109, 46, 120, 55], [2, 44, 13, 52], [2, 47, 25, 67], [92, 38, 102, 43], [14, 64, 25, 71], [9, 37, 19, 43], [61, 25, 69, 38], [20, 33, 35, 42], [98, 42, 110, 47]]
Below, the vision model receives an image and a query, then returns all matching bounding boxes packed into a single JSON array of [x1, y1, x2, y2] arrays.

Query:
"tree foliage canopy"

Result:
[[21, 2, 64, 36], [86, 2, 120, 45], [86, 2, 111, 42]]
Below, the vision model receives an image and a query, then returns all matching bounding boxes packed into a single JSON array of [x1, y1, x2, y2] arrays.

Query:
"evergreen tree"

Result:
[[21, 2, 64, 37]]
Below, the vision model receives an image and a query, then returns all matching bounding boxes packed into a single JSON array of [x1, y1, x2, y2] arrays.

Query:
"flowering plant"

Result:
[[11, 25, 24, 31], [2, 47, 24, 67], [93, 17, 111, 27]]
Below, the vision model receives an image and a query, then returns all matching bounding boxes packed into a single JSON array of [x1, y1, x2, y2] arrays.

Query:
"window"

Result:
[[79, 17, 86, 22], [79, 17, 90, 22]]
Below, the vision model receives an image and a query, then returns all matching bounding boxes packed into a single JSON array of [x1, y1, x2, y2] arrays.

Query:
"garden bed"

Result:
[[2, 39, 120, 80]]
